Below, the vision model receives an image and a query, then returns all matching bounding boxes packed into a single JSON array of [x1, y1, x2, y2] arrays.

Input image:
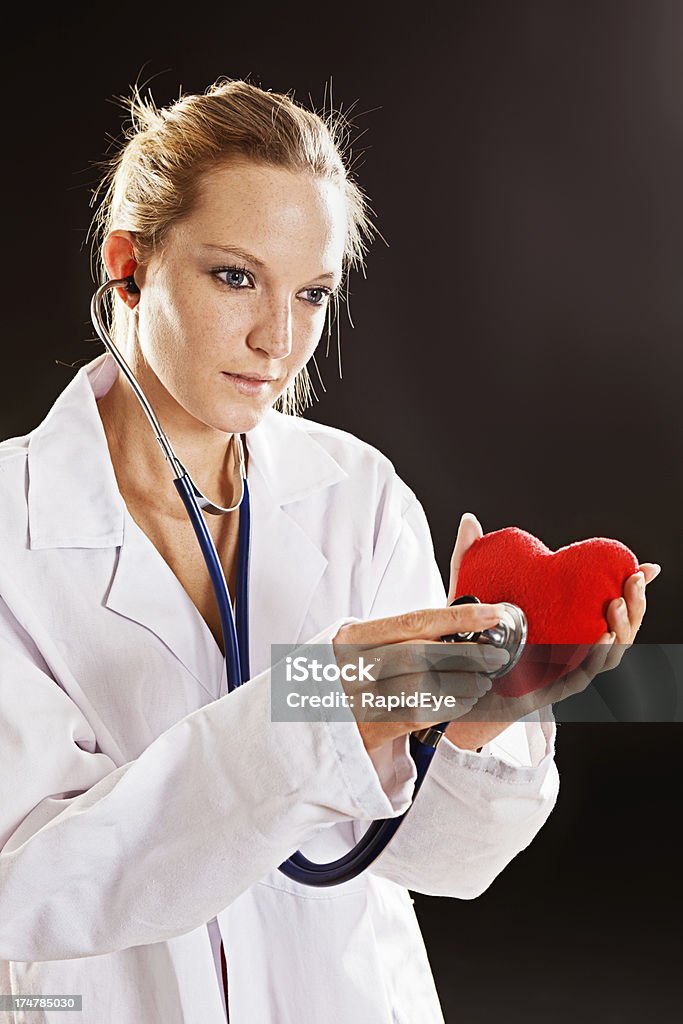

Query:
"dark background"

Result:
[[3, 2, 680, 1020]]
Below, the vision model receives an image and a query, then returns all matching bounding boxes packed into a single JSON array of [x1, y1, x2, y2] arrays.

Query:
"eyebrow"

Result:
[[201, 244, 340, 285]]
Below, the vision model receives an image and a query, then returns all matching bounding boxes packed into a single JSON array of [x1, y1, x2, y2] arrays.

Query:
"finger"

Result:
[[623, 570, 647, 634], [542, 632, 617, 702], [338, 602, 508, 650], [397, 668, 493, 702], [585, 629, 622, 676], [606, 595, 635, 643], [608, 571, 646, 639], [369, 640, 509, 681], [455, 685, 536, 726], [448, 512, 483, 602], [353, 670, 486, 725], [432, 644, 510, 675], [639, 562, 661, 586]]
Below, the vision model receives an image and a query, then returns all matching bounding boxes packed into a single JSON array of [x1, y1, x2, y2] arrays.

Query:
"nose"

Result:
[[247, 296, 293, 360]]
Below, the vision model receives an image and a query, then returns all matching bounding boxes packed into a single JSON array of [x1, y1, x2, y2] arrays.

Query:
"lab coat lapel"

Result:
[[239, 409, 348, 680], [103, 454, 332, 699], [245, 465, 329, 680], [104, 508, 226, 699], [105, 408, 347, 694], [28, 357, 348, 697], [27, 357, 225, 698]]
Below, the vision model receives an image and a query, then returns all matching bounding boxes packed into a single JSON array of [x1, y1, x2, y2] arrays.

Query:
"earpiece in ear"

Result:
[[124, 275, 140, 295]]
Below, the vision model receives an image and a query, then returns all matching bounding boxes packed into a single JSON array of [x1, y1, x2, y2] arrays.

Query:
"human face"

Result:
[[132, 160, 347, 435]]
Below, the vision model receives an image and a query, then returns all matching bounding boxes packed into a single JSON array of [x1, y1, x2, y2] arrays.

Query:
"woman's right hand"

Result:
[[332, 604, 510, 753]]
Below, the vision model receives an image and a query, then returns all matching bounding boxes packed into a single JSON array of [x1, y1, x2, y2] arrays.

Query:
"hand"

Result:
[[520, 560, 661, 712], [445, 510, 662, 728], [332, 603, 509, 753]]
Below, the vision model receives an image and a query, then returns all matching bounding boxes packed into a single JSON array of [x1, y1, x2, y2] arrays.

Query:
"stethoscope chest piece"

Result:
[[440, 594, 527, 678]]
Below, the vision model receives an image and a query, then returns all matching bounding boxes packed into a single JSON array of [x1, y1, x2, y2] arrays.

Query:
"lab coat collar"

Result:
[[27, 352, 349, 550], [26, 353, 348, 695]]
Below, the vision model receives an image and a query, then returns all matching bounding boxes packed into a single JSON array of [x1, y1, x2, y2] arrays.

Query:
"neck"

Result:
[[97, 361, 246, 519]]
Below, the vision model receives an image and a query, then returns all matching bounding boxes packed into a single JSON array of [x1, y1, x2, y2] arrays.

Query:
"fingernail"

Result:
[[617, 597, 627, 611], [473, 603, 498, 620], [635, 573, 645, 589], [651, 564, 662, 579]]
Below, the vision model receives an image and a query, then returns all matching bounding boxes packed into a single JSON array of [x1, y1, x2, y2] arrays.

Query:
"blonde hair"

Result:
[[89, 78, 375, 415]]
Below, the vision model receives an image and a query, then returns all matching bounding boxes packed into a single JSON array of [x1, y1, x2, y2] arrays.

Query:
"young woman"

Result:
[[0, 79, 655, 1023]]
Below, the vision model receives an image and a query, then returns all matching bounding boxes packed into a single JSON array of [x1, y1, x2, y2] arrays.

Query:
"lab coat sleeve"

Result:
[[357, 493, 560, 898], [0, 603, 406, 962]]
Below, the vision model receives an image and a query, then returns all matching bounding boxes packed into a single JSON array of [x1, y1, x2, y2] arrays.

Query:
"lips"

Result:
[[225, 372, 277, 381]]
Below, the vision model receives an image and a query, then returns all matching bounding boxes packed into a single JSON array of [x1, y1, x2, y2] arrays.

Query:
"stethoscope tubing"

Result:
[[90, 277, 448, 887], [173, 474, 250, 687], [277, 732, 444, 885]]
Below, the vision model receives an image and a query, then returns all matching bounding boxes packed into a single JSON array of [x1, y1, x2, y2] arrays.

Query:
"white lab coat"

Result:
[[0, 353, 559, 1024]]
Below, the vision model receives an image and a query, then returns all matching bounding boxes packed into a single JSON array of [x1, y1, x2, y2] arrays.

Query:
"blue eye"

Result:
[[214, 266, 253, 289], [302, 287, 331, 307], [212, 265, 331, 306]]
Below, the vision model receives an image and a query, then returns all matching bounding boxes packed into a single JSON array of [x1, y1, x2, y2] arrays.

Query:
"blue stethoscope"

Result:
[[91, 276, 527, 887]]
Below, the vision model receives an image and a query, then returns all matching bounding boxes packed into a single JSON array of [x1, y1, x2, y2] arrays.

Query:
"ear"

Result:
[[103, 231, 141, 308]]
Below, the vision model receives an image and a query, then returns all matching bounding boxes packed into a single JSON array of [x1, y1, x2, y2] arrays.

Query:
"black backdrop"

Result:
[[3, 2, 681, 1020]]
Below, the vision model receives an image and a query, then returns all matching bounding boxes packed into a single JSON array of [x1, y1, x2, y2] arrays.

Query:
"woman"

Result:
[[0, 79, 655, 1023]]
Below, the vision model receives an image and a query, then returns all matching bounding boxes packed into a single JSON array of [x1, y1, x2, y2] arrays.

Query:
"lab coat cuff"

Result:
[[432, 713, 557, 786], [365, 736, 418, 813], [363, 714, 556, 808], [297, 617, 409, 820]]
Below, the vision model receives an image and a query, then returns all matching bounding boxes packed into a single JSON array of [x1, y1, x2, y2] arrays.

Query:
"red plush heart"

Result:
[[455, 527, 639, 697]]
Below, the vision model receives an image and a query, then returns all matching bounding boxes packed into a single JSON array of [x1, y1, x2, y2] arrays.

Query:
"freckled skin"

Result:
[[96, 160, 347, 652], [100, 159, 347, 502], [137, 163, 346, 435]]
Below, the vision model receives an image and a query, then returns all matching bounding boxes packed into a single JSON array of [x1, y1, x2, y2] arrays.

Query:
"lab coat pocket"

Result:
[[223, 871, 400, 1024], [7, 943, 199, 1024]]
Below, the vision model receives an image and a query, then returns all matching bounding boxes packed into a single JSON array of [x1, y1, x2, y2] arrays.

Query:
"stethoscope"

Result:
[[91, 276, 528, 887]]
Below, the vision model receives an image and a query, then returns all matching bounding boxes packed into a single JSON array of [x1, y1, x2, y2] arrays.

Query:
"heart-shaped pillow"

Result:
[[455, 527, 639, 696]]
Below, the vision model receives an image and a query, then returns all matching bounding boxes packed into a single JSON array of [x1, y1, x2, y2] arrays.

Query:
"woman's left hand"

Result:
[[599, 561, 660, 668], [445, 513, 662, 725]]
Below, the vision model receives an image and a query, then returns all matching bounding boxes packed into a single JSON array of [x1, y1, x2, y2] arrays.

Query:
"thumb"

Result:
[[448, 512, 483, 603]]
